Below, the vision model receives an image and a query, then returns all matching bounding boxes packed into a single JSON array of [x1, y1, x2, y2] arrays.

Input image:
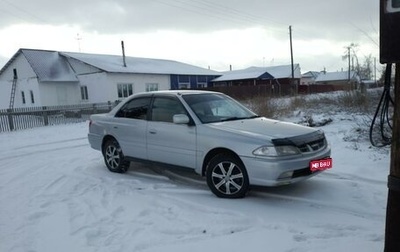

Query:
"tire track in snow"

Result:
[[150, 166, 385, 221], [252, 190, 384, 220], [0, 143, 88, 161], [320, 171, 386, 186], [11, 137, 87, 150]]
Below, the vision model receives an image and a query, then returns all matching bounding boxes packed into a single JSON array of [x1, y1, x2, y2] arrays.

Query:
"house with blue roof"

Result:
[[0, 48, 220, 109]]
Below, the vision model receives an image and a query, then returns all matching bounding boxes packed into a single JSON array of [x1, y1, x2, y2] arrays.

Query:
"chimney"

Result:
[[121, 41, 127, 67]]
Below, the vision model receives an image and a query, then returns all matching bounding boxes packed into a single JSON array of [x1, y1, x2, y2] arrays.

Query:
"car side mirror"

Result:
[[173, 114, 190, 124]]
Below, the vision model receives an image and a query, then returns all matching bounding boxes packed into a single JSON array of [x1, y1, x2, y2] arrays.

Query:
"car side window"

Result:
[[151, 97, 186, 123], [115, 97, 151, 120]]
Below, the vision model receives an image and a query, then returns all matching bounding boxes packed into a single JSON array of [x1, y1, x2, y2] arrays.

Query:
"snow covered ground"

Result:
[[0, 109, 390, 252]]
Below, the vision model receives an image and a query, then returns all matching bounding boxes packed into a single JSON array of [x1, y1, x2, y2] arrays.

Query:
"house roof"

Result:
[[212, 67, 273, 82], [212, 64, 301, 82], [60, 52, 220, 76], [0, 49, 78, 82], [22, 50, 79, 82], [0, 49, 220, 83], [315, 71, 360, 82], [302, 71, 320, 78]]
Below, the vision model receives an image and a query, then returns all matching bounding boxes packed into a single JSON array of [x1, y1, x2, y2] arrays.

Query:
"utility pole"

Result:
[[76, 33, 82, 52], [374, 57, 377, 86], [380, 0, 400, 249], [289, 25, 296, 94], [347, 46, 351, 81], [385, 63, 400, 251]]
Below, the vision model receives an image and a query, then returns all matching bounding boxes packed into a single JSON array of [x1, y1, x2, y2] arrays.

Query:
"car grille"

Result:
[[298, 138, 326, 153], [292, 167, 313, 178], [272, 130, 327, 153]]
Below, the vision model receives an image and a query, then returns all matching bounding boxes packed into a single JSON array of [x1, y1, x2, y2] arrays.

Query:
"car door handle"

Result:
[[149, 129, 157, 134]]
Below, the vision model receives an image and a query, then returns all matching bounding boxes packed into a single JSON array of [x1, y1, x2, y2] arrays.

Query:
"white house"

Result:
[[0, 49, 220, 109], [301, 71, 320, 85]]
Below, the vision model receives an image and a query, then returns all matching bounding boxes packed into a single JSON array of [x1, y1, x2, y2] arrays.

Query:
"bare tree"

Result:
[[342, 43, 376, 81]]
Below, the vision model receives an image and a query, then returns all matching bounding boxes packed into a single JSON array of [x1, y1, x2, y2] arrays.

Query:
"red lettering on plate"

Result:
[[310, 158, 333, 172]]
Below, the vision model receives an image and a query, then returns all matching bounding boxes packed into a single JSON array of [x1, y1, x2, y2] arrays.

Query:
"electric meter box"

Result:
[[380, 0, 400, 63]]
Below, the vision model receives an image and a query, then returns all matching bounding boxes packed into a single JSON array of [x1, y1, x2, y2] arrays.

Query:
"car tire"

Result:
[[206, 154, 249, 198], [102, 139, 130, 173]]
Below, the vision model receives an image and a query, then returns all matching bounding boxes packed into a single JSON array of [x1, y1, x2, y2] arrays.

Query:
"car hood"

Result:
[[207, 117, 317, 141]]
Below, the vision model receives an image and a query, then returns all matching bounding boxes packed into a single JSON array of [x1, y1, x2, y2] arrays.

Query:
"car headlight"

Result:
[[252, 145, 300, 157]]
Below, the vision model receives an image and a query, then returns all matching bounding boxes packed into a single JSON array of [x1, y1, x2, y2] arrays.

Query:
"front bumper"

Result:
[[241, 147, 331, 187]]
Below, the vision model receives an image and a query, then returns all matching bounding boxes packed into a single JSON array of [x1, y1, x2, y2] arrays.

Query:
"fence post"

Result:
[[42, 106, 49, 126], [7, 109, 14, 131]]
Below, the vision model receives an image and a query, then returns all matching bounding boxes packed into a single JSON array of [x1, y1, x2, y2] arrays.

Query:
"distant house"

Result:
[[315, 71, 360, 88], [301, 71, 321, 85], [210, 64, 301, 96], [0, 49, 220, 109]]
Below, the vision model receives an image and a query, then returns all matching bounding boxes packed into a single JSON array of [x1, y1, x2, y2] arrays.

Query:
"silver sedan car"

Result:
[[88, 90, 332, 198]]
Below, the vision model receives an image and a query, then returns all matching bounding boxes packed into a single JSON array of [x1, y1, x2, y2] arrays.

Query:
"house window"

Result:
[[179, 83, 190, 89], [146, 83, 159, 92], [197, 76, 207, 88], [80, 86, 89, 100], [178, 75, 190, 89], [117, 83, 133, 98], [30, 90, 35, 104], [21, 91, 26, 104]]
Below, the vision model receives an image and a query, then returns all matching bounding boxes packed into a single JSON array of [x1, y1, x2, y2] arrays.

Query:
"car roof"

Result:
[[109, 90, 223, 115], [133, 90, 221, 97]]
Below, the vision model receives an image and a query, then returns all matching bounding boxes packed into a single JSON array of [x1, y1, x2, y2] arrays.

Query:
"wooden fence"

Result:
[[0, 101, 118, 132]]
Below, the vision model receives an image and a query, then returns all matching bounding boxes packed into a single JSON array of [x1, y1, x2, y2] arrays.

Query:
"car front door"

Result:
[[147, 96, 196, 168]]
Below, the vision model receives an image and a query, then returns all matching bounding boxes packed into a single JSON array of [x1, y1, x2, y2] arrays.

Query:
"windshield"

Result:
[[182, 93, 258, 123]]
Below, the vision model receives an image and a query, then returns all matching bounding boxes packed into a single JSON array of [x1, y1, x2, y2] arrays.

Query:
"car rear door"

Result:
[[147, 96, 197, 168], [112, 96, 151, 159]]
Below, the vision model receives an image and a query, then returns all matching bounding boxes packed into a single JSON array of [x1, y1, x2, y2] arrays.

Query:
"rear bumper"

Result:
[[88, 133, 102, 151]]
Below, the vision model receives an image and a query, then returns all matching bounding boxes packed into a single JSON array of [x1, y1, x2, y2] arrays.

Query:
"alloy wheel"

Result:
[[211, 161, 245, 195]]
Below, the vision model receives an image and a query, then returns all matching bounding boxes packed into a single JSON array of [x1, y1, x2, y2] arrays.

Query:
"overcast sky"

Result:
[[0, 0, 380, 73]]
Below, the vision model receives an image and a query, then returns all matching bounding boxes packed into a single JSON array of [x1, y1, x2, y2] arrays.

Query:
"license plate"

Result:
[[310, 158, 333, 172]]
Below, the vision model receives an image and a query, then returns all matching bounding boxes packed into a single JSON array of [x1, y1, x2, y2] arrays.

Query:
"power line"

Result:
[[0, 0, 48, 24], [154, 0, 260, 28], [193, 0, 287, 26], [154, 0, 288, 35]]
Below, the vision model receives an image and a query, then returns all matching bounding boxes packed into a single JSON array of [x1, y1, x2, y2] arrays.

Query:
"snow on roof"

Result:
[[22, 49, 78, 82], [0, 49, 220, 83], [302, 71, 320, 78], [212, 64, 301, 82], [266, 64, 301, 79], [0, 49, 78, 82], [315, 71, 359, 82], [212, 67, 272, 82], [60, 52, 220, 76]]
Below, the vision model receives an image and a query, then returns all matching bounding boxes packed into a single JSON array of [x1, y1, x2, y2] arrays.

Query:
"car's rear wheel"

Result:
[[102, 139, 129, 173], [206, 154, 249, 198]]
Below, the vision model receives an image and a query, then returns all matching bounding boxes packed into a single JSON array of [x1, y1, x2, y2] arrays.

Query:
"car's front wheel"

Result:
[[102, 139, 130, 173], [206, 154, 249, 198]]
